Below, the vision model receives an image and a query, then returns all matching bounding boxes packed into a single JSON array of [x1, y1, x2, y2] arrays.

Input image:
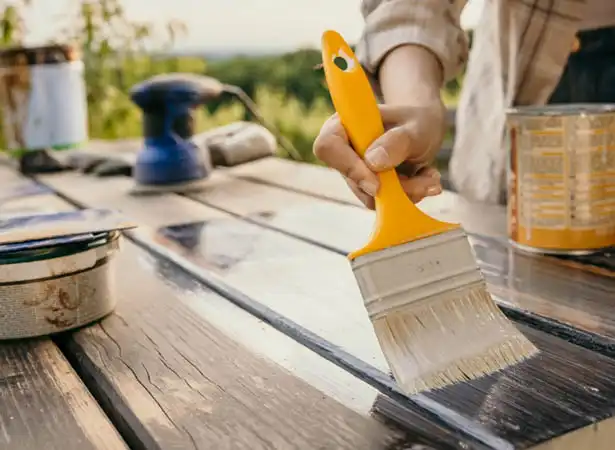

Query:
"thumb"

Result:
[[363, 125, 416, 172], [364, 104, 444, 172]]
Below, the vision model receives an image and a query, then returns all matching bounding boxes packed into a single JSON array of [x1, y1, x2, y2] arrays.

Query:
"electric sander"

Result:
[[63, 73, 301, 181], [128, 73, 303, 193], [128, 73, 221, 194]]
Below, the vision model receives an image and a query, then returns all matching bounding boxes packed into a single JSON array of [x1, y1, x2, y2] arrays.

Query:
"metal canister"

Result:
[[506, 104, 615, 254], [0, 44, 88, 156], [0, 232, 120, 340]]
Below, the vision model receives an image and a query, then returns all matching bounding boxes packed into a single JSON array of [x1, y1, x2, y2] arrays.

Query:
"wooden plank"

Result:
[[37, 170, 615, 449], [225, 158, 506, 237], [188, 170, 503, 249], [185, 171, 615, 343], [217, 159, 615, 346], [463, 234, 615, 337], [0, 179, 127, 450], [0, 340, 128, 450], [227, 158, 362, 206]]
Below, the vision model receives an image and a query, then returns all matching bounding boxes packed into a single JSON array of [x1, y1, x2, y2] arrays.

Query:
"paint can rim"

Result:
[[506, 103, 615, 117], [0, 44, 81, 67]]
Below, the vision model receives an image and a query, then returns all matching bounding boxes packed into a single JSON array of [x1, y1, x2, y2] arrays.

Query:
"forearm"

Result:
[[356, 0, 468, 97], [378, 44, 443, 105]]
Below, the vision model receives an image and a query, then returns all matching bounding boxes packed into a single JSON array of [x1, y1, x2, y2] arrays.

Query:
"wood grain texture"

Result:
[[58, 242, 419, 450], [372, 322, 615, 450], [37, 170, 615, 448], [0, 340, 127, 450]]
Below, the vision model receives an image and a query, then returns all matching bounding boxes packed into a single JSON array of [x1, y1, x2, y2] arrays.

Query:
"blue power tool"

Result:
[[130, 73, 223, 186]]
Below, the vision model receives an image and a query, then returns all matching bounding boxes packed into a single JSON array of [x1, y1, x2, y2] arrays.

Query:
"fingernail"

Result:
[[426, 185, 442, 196], [427, 168, 441, 180], [364, 146, 389, 169], [359, 180, 378, 196]]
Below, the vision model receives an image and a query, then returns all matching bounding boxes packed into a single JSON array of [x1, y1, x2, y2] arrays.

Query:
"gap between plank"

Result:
[[52, 333, 163, 450]]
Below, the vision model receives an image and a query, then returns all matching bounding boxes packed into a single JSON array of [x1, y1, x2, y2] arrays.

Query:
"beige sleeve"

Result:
[[355, 0, 469, 85]]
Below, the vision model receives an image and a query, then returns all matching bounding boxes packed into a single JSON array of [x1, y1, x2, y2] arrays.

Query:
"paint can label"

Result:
[[0, 60, 88, 153], [508, 125, 519, 242], [507, 110, 615, 251]]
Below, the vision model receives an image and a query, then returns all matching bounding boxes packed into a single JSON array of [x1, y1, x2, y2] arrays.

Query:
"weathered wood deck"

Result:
[[0, 150, 614, 449]]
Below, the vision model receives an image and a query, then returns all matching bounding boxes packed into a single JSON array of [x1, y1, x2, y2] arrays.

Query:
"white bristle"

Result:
[[351, 228, 539, 395]]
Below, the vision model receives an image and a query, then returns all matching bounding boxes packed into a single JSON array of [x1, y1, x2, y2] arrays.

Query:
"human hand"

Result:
[[313, 101, 446, 209]]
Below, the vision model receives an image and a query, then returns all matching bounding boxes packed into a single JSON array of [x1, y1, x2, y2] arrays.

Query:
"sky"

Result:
[[17, 0, 484, 52]]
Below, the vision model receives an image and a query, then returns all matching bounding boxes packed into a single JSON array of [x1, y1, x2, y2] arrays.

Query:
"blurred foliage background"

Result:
[[0, 0, 466, 163]]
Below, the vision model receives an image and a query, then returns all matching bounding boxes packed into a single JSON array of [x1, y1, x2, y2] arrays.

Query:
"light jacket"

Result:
[[355, 0, 588, 203]]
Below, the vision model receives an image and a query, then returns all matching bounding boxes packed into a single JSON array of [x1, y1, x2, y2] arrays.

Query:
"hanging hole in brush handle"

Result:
[[332, 50, 356, 72]]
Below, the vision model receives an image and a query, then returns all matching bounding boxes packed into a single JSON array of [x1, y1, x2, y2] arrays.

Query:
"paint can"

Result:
[[0, 44, 88, 157], [0, 232, 120, 340], [506, 104, 615, 255]]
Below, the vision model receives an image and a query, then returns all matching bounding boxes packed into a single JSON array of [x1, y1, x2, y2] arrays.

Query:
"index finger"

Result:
[[313, 115, 380, 196]]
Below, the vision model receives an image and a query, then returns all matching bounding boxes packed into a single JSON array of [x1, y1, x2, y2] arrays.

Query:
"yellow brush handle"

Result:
[[321, 30, 459, 260]]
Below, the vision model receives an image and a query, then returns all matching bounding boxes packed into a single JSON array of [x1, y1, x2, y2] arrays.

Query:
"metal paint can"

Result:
[[0, 232, 120, 340], [506, 104, 615, 254], [0, 44, 88, 156]]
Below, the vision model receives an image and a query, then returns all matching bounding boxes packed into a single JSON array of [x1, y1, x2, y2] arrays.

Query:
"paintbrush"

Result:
[[320, 30, 538, 395]]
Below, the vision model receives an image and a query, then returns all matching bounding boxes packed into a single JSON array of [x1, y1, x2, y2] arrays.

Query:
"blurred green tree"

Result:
[[0, 1, 464, 161]]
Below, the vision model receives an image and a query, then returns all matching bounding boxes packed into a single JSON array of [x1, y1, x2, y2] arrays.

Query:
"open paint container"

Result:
[[0, 209, 137, 339]]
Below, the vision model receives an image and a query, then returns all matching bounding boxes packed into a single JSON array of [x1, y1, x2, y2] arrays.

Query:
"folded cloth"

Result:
[[65, 152, 133, 176], [199, 122, 277, 167], [19, 149, 69, 174]]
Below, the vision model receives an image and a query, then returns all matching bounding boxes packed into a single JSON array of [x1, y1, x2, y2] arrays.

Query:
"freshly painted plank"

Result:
[[201, 161, 615, 353], [147, 222, 615, 449], [468, 235, 615, 339], [0, 169, 127, 450], [38, 170, 615, 449], [228, 158, 614, 274]]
